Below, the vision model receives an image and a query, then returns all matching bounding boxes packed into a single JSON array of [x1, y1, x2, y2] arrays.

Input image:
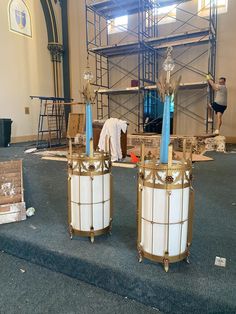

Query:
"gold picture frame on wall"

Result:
[[8, 0, 32, 38]]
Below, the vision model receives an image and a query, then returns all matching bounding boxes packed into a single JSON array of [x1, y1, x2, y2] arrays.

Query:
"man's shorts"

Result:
[[211, 102, 227, 114]]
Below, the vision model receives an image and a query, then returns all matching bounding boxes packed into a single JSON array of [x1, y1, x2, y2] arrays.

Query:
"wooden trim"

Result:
[[225, 137, 236, 144], [11, 135, 37, 143]]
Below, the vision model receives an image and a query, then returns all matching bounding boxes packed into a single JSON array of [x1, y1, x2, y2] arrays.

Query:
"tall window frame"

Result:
[[154, 4, 177, 25], [108, 15, 128, 34], [146, 4, 177, 28], [198, 0, 228, 16]]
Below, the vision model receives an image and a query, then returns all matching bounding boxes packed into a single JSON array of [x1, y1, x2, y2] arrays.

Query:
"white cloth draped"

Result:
[[98, 118, 127, 161]]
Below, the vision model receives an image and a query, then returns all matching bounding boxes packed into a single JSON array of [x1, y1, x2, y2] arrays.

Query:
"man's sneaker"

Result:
[[214, 129, 219, 135]]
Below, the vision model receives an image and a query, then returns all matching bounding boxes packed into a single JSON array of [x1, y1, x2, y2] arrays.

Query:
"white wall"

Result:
[[0, 0, 56, 141]]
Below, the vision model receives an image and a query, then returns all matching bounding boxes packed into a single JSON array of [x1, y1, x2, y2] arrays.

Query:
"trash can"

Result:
[[0, 119, 13, 147]]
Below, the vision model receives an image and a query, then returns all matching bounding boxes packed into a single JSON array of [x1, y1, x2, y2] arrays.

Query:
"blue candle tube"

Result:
[[86, 102, 93, 156], [160, 95, 171, 163]]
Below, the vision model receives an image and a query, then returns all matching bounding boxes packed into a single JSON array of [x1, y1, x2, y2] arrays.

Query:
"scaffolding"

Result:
[[30, 96, 73, 148], [85, 0, 217, 133]]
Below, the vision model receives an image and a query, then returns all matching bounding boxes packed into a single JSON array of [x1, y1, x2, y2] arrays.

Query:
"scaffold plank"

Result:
[[89, 29, 210, 57], [96, 81, 208, 94], [88, 0, 191, 19]]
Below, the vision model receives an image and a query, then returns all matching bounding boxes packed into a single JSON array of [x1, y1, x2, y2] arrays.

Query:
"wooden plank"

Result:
[[0, 160, 23, 205], [0, 202, 26, 225], [0, 180, 22, 188], [0, 187, 22, 195], [41, 156, 67, 162], [0, 161, 21, 169], [174, 151, 213, 162], [0, 195, 22, 205], [67, 113, 85, 138], [0, 206, 10, 213], [112, 162, 137, 168], [0, 167, 21, 173]]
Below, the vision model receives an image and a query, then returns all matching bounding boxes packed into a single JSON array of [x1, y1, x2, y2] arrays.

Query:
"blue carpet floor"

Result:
[[0, 251, 160, 314], [0, 144, 235, 313]]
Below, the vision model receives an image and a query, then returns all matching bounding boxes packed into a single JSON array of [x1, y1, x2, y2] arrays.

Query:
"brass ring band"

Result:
[[139, 163, 192, 172], [70, 225, 110, 237], [142, 181, 190, 189], [71, 199, 110, 206], [71, 170, 110, 176], [140, 249, 189, 263], [141, 217, 188, 225]]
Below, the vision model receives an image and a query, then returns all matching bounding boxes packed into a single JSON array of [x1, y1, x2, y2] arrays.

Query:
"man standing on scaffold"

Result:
[[207, 75, 228, 135]]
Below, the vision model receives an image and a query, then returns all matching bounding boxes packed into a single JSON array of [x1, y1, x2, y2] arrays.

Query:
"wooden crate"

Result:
[[0, 160, 26, 225]]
